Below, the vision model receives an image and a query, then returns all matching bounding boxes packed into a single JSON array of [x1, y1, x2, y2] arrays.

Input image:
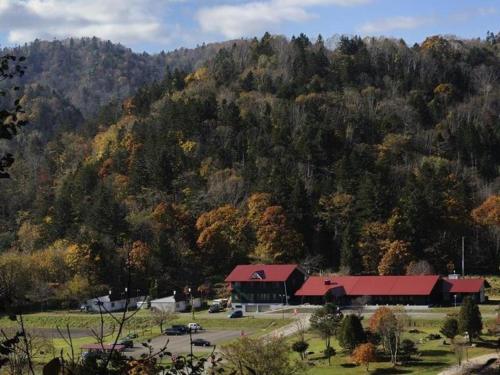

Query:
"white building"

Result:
[[84, 295, 146, 313], [150, 295, 187, 312], [150, 295, 202, 312]]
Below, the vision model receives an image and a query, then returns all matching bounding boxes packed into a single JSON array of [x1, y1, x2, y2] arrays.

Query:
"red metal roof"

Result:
[[442, 278, 484, 293], [225, 264, 299, 282], [293, 276, 345, 296], [295, 275, 440, 297]]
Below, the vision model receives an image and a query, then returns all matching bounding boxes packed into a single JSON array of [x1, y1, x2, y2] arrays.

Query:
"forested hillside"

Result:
[[2, 37, 230, 117], [1, 33, 499, 309]]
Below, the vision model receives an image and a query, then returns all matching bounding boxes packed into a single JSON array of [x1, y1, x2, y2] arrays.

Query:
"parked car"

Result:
[[171, 325, 189, 333], [187, 323, 203, 332], [208, 304, 223, 313], [228, 310, 243, 318], [191, 338, 211, 347], [164, 327, 186, 336], [212, 298, 228, 308], [124, 333, 138, 339], [118, 338, 134, 348]]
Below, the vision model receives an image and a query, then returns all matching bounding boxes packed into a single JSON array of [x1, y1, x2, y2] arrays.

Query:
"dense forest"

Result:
[[0, 32, 499, 310]]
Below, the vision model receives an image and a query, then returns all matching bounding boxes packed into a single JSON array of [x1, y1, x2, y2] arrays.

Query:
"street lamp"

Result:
[[279, 294, 285, 320], [173, 290, 177, 312], [454, 294, 457, 308], [188, 287, 195, 320]]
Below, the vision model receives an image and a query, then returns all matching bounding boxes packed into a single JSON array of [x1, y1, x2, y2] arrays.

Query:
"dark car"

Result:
[[228, 310, 243, 318], [164, 327, 186, 336], [118, 338, 134, 348], [208, 304, 223, 313], [171, 325, 189, 333], [191, 338, 211, 347]]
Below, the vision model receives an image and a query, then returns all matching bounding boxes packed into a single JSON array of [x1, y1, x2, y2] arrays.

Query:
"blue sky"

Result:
[[0, 0, 498, 53]]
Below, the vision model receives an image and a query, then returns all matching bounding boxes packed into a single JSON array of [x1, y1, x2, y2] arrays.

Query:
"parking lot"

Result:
[[129, 329, 244, 357]]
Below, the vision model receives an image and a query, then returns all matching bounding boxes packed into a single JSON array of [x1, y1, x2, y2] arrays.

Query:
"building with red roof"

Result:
[[441, 277, 486, 304], [225, 264, 306, 312], [295, 274, 485, 305], [226, 265, 486, 309]]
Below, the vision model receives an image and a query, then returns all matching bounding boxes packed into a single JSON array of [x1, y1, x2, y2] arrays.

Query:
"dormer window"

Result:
[[250, 270, 266, 280]]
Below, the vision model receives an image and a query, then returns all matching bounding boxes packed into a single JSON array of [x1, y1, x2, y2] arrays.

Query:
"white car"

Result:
[[187, 323, 203, 332]]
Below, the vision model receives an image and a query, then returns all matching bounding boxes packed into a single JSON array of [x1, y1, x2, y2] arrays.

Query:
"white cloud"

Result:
[[0, 0, 179, 47], [358, 16, 434, 34], [197, 0, 371, 39]]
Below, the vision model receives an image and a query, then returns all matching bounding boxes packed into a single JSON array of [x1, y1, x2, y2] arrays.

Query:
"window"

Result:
[[250, 270, 266, 280]]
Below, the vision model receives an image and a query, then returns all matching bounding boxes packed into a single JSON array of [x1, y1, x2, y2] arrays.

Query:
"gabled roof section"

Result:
[[349, 275, 440, 296], [295, 275, 441, 297], [225, 264, 300, 282], [442, 278, 484, 293], [294, 276, 346, 296]]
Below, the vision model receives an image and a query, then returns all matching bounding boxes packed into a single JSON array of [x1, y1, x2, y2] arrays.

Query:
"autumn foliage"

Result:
[[377, 240, 412, 275], [351, 343, 376, 371], [472, 195, 500, 227]]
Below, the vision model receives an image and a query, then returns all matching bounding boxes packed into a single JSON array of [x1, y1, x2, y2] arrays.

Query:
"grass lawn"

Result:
[[0, 309, 291, 331], [0, 308, 293, 365], [427, 304, 498, 315], [289, 321, 498, 375]]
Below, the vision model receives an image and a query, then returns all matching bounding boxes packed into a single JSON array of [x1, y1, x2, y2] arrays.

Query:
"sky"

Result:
[[0, 0, 498, 53]]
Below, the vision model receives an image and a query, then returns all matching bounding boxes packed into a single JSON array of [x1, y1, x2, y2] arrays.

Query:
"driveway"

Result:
[[438, 353, 499, 375], [128, 330, 243, 357]]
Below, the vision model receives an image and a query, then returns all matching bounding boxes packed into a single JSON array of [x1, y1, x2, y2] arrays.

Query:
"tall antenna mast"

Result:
[[461, 236, 465, 277]]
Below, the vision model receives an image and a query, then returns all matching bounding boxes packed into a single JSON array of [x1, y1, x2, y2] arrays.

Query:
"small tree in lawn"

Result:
[[310, 303, 343, 365], [440, 317, 459, 343], [458, 297, 482, 344], [338, 314, 366, 353], [151, 308, 177, 333], [323, 346, 336, 366], [292, 340, 309, 360], [352, 343, 376, 372], [400, 339, 418, 361], [369, 307, 406, 365]]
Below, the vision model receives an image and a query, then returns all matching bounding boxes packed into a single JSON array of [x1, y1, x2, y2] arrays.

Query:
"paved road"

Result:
[[438, 353, 499, 375], [263, 314, 311, 339], [128, 330, 242, 357]]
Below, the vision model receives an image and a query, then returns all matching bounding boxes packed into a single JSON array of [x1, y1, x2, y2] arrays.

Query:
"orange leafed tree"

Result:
[[128, 240, 151, 272], [253, 206, 303, 263], [358, 221, 392, 274], [196, 205, 250, 273], [246, 192, 272, 226], [377, 240, 412, 275], [472, 195, 500, 254], [369, 306, 394, 332], [351, 343, 376, 371], [472, 195, 500, 227]]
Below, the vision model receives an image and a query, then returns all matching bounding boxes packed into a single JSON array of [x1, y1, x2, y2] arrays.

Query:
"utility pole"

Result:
[[461, 236, 465, 277]]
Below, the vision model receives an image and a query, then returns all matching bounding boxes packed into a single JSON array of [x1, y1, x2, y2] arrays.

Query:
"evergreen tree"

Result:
[[458, 297, 483, 343], [338, 314, 366, 353], [440, 317, 459, 342]]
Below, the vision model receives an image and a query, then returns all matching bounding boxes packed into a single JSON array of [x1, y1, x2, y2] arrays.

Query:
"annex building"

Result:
[[226, 264, 486, 310]]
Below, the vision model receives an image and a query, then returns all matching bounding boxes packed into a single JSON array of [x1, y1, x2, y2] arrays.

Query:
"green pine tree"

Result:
[[458, 296, 483, 343], [338, 314, 366, 353]]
